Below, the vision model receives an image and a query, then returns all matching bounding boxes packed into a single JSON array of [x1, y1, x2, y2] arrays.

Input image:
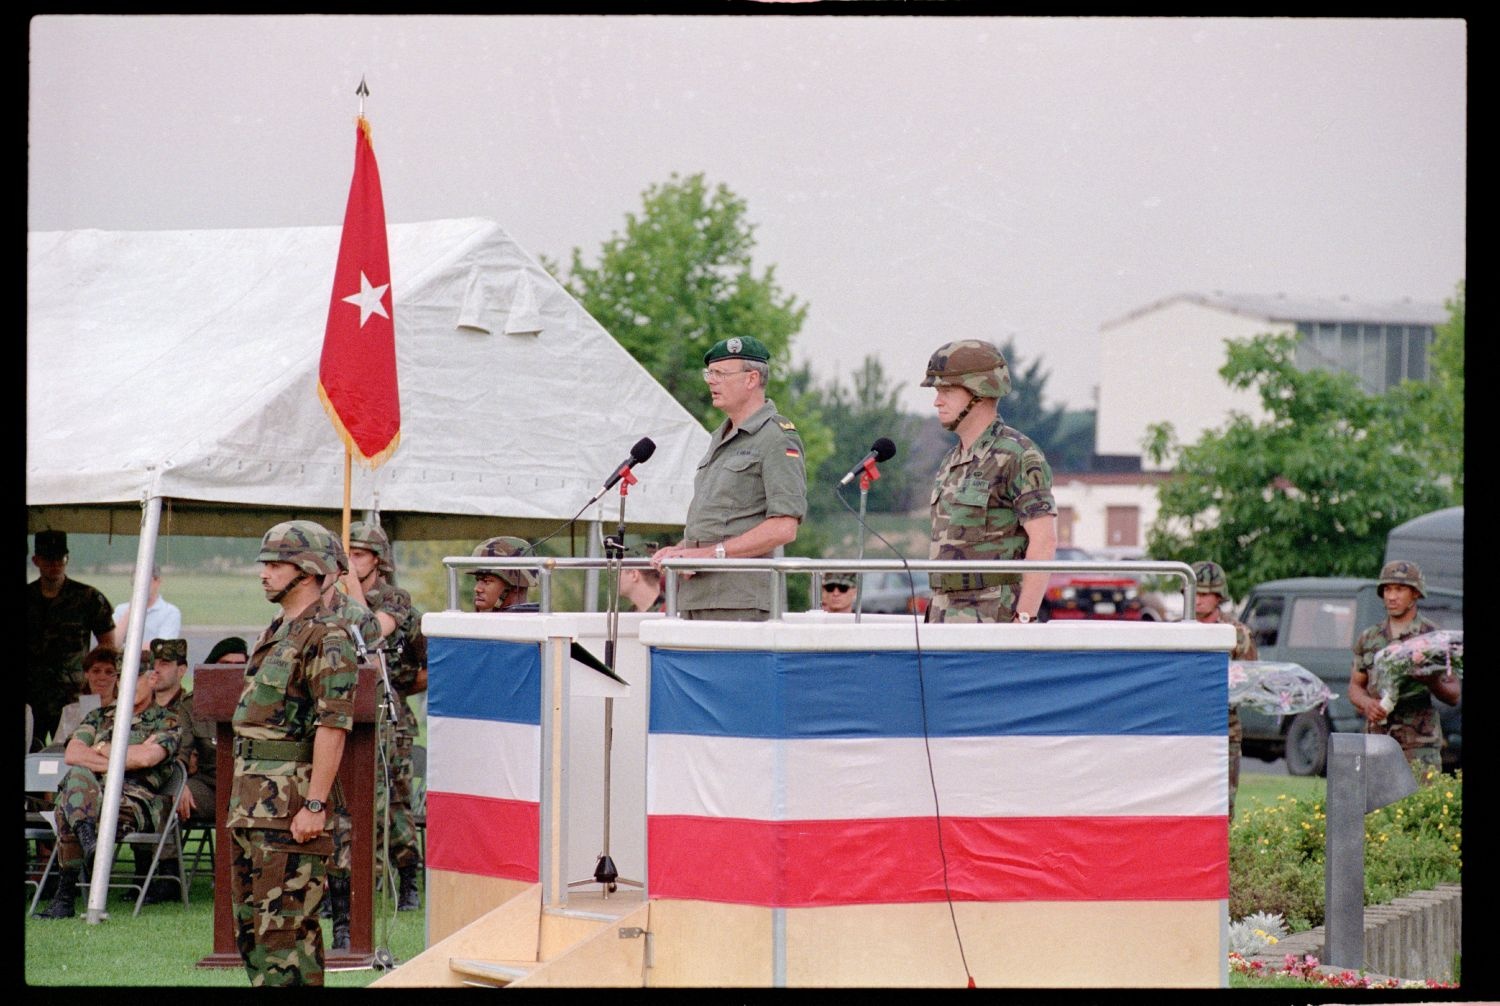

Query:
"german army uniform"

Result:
[[1354, 612, 1444, 771], [927, 417, 1056, 623], [229, 598, 357, 986], [37, 701, 183, 917], [26, 576, 115, 749], [679, 398, 807, 619]]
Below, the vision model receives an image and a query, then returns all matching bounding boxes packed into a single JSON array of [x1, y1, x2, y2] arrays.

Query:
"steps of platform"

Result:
[[449, 957, 541, 987]]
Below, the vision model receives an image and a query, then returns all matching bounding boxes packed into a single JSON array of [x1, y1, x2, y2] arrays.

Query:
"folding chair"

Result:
[[113, 760, 191, 916], [25, 752, 66, 915]]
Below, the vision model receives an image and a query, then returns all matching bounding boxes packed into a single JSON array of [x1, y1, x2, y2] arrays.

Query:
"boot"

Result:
[[75, 822, 98, 882], [141, 859, 181, 905], [36, 868, 79, 919], [328, 875, 352, 951], [397, 864, 420, 911]]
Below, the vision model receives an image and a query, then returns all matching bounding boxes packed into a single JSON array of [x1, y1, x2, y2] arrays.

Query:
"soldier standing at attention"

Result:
[[923, 340, 1057, 623], [651, 336, 807, 620], [1191, 562, 1258, 819], [347, 520, 427, 912], [27, 530, 117, 750], [1347, 560, 1460, 778], [229, 521, 357, 986]]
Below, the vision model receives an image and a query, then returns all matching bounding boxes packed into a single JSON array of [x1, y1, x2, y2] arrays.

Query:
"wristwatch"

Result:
[[1016, 612, 1034, 624], [303, 798, 326, 813], [714, 542, 727, 560]]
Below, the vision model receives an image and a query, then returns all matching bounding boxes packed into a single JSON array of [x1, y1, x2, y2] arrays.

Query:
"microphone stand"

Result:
[[853, 457, 881, 623], [569, 468, 643, 899]]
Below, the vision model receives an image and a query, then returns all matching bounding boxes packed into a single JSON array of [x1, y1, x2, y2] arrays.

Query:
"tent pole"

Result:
[[86, 492, 163, 923]]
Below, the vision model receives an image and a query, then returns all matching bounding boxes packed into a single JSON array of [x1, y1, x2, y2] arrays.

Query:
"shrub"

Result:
[[1229, 769, 1461, 929]]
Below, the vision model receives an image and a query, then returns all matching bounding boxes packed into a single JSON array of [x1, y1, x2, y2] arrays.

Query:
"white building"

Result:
[[1062, 291, 1447, 554]]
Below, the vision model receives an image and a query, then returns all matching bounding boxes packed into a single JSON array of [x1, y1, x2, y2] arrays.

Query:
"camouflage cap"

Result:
[[1377, 559, 1426, 600], [704, 336, 770, 365], [822, 571, 857, 589], [149, 638, 189, 664], [469, 536, 537, 588], [257, 520, 339, 579], [349, 520, 395, 574], [34, 529, 68, 559], [920, 340, 1012, 399], [1191, 561, 1228, 596]]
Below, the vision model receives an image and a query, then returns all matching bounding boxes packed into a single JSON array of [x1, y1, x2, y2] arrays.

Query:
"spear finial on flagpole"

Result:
[[357, 75, 369, 118]]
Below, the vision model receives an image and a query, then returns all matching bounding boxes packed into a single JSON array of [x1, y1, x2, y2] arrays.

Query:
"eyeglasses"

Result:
[[702, 366, 750, 382], [822, 583, 852, 593]]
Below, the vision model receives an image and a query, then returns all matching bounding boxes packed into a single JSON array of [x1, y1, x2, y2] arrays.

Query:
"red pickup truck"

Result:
[[1038, 546, 1150, 622]]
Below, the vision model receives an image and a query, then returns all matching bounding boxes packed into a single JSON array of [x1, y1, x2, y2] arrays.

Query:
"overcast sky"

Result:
[[28, 15, 1466, 414]]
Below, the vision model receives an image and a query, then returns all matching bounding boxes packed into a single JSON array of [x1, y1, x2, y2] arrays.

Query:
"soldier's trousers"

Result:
[[925, 587, 1016, 623], [231, 827, 328, 987], [54, 766, 151, 869], [1228, 706, 1243, 820], [377, 728, 421, 872]]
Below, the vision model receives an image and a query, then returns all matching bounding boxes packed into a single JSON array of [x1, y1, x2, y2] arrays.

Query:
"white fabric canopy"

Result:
[[27, 218, 709, 538]]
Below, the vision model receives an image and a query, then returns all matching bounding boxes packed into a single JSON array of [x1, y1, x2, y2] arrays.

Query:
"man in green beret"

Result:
[[652, 336, 807, 620]]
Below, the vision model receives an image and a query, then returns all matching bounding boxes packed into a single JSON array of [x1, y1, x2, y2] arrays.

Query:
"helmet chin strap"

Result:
[[268, 570, 308, 605], [942, 388, 978, 432]]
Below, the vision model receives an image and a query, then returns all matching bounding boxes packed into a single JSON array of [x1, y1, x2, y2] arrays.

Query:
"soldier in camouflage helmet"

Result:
[[651, 336, 807, 620], [34, 650, 183, 918], [228, 521, 358, 985], [1348, 560, 1459, 777], [1191, 561, 1258, 819], [922, 340, 1057, 624], [27, 529, 118, 750], [819, 571, 858, 614], [470, 536, 540, 612], [348, 519, 427, 911]]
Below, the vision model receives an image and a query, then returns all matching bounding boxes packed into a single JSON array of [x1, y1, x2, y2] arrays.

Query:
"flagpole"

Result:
[[343, 447, 353, 549]]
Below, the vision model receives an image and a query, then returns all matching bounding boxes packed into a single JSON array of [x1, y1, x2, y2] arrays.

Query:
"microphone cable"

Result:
[[833, 485, 975, 988]]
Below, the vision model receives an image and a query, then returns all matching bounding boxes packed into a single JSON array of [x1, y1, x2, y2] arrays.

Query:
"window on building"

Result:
[[1105, 506, 1139, 547], [1057, 506, 1076, 546], [1294, 322, 1434, 393]]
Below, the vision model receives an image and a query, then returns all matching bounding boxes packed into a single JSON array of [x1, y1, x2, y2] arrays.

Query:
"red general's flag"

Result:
[[318, 116, 400, 467]]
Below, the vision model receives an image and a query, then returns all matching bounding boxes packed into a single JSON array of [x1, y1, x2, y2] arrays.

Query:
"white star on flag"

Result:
[[342, 271, 391, 327]]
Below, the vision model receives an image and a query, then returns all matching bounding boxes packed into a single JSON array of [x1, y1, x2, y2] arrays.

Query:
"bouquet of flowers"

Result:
[[1228, 660, 1333, 716], [1368, 630, 1463, 714]]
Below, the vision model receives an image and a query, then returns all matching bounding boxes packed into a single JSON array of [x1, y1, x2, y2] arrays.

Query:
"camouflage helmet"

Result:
[[919, 340, 1012, 399], [468, 536, 536, 589], [256, 520, 339, 579], [1191, 561, 1228, 596], [1377, 559, 1426, 600], [326, 535, 350, 576], [349, 520, 395, 575]]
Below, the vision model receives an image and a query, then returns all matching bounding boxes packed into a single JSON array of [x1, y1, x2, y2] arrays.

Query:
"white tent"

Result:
[[27, 218, 709, 540], [26, 217, 711, 922]]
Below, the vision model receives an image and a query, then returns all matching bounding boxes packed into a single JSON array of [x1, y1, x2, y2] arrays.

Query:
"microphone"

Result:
[[602, 437, 657, 491], [838, 437, 897, 487]]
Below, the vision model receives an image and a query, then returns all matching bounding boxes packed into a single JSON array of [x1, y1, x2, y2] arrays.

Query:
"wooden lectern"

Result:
[[193, 662, 380, 970]]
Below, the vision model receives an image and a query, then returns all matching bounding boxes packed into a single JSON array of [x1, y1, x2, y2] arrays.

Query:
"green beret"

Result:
[[704, 336, 770, 365], [150, 638, 189, 665]]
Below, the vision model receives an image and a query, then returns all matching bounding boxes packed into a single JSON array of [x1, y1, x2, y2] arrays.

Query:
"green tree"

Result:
[[549, 172, 808, 427], [1393, 281, 1464, 502], [805, 356, 924, 519], [1143, 331, 1454, 589]]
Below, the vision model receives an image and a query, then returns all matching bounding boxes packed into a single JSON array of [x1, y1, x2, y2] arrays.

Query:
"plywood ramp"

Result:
[[427, 870, 535, 944], [370, 884, 543, 987]]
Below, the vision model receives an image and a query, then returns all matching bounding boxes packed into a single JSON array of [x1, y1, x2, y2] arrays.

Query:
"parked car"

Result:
[[1237, 577, 1463, 776], [857, 570, 933, 615], [1038, 546, 1150, 622]]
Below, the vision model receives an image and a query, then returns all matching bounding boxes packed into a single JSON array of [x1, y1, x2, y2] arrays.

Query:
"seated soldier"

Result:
[[35, 659, 183, 919]]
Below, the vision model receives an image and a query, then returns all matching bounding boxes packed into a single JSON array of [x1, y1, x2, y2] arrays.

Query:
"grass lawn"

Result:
[[1235, 768, 1325, 817], [81, 572, 268, 627], [25, 851, 426, 987]]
